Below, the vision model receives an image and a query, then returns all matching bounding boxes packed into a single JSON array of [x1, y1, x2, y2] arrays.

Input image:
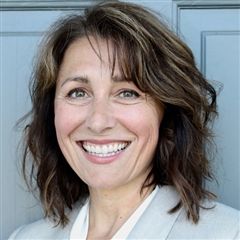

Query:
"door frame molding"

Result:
[[0, 1, 100, 11], [173, 0, 240, 35], [172, 0, 240, 72]]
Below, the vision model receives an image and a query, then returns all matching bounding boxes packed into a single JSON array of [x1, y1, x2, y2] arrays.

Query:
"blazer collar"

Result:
[[127, 185, 182, 239]]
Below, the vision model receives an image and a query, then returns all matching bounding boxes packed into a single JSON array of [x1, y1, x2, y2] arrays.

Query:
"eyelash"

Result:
[[65, 88, 140, 101], [118, 89, 140, 99], [66, 88, 88, 99]]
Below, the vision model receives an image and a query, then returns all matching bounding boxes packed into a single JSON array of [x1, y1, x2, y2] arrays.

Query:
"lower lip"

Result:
[[83, 150, 125, 164], [79, 143, 129, 165]]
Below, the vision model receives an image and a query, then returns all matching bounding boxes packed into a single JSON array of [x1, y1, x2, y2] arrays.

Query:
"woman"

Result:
[[9, 1, 239, 239]]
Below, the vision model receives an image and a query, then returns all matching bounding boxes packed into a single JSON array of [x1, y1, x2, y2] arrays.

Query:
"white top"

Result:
[[70, 187, 159, 240]]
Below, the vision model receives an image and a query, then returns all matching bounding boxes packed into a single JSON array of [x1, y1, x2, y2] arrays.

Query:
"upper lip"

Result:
[[76, 139, 131, 145]]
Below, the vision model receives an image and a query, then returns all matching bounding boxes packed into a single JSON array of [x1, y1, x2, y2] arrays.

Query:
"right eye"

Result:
[[66, 88, 88, 99]]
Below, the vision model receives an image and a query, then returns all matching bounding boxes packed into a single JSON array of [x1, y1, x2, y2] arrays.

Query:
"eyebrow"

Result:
[[60, 75, 128, 87], [61, 76, 89, 87]]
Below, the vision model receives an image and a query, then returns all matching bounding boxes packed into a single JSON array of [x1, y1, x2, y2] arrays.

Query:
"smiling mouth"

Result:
[[80, 141, 131, 158]]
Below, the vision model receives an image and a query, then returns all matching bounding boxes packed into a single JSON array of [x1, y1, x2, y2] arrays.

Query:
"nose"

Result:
[[85, 99, 116, 134]]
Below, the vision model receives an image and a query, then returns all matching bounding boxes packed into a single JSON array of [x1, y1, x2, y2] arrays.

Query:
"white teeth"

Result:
[[82, 142, 129, 157], [102, 145, 108, 154]]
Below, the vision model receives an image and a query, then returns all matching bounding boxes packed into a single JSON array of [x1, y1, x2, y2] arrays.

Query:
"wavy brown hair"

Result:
[[22, 0, 217, 226]]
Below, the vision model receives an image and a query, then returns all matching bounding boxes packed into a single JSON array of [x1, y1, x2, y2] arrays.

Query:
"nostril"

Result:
[[85, 109, 116, 134]]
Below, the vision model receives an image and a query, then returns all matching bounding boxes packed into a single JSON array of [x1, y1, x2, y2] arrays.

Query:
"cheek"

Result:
[[54, 102, 81, 137], [117, 104, 162, 140]]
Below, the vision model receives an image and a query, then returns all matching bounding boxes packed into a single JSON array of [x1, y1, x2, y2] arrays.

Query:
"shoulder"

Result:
[[8, 202, 82, 239], [145, 186, 239, 239], [170, 201, 240, 239], [8, 218, 64, 239]]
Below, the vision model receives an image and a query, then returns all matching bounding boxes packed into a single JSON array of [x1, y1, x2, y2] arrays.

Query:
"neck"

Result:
[[87, 182, 154, 239]]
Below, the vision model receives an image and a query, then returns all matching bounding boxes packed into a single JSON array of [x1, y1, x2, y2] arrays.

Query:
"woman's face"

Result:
[[54, 37, 164, 191]]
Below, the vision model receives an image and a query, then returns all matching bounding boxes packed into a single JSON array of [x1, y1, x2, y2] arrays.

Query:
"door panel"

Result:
[[173, 2, 240, 210], [204, 32, 240, 208]]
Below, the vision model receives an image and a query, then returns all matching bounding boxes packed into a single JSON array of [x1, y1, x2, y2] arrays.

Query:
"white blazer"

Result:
[[9, 186, 240, 239]]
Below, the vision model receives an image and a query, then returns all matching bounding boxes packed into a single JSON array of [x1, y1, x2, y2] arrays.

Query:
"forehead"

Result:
[[57, 36, 125, 82], [63, 37, 115, 66]]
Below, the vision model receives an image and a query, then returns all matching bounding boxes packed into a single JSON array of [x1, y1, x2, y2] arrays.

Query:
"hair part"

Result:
[[22, 0, 218, 226]]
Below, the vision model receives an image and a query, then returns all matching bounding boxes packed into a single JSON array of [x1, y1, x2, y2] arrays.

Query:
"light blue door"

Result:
[[173, 1, 240, 210], [1, 1, 239, 239]]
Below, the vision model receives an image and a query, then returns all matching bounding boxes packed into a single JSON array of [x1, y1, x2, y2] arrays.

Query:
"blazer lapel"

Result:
[[127, 186, 182, 239]]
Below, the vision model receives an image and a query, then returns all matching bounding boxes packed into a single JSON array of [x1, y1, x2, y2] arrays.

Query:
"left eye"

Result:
[[118, 90, 140, 99]]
